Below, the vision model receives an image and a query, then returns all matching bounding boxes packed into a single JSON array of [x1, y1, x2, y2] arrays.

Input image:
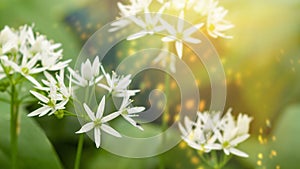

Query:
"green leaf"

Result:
[[270, 104, 300, 168], [0, 103, 63, 169]]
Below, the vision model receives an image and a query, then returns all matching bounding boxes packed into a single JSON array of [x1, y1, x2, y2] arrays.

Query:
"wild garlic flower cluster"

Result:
[[110, 0, 233, 72], [0, 25, 70, 86], [179, 109, 252, 157], [29, 55, 145, 148], [71, 57, 145, 148], [0, 25, 145, 149]]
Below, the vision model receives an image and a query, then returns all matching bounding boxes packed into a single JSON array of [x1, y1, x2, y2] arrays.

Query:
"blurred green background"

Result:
[[0, 0, 300, 168]]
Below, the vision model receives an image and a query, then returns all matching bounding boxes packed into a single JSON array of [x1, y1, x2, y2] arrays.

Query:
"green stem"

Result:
[[10, 84, 19, 169], [218, 154, 232, 169], [74, 134, 84, 169]]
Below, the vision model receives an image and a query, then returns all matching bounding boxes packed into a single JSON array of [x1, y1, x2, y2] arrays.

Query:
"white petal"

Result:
[[25, 75, 42, 87], [224, 148, 230, 155], [162, 36, 176, 42], [177, 11, 185, 32], [129, 16, 146, 28], [83, 103, 96, 121], [81, 60, 93, 80], [116, 75, 131, 89], [127, 31, 148, 40], [159, 18, 176, 35], [44, 71, 56, 84], [75, 122, 94, 134], [231, 134, 250, 145], [101, 124, 121, 137], [26, 55, 39, 69], [44, 109, 56, 117], [97, 83, 111, 92], [175, 41, 183, 59], [154, 25, 165, 32], [184, 37, 201, 44], [127, 107, 145, 114], [183, 23, 204, 36], [96, 96, 105, 119], [230, 147, 249, 157], [205, 143, 222, 150], [92, 56, 100, 76], [102, 111, 120, 123], [94, 127, 101, 148], [68, 67, 86, 86], [123, 115, 143, 131], [56, 99, 69, 109], [30, 67, 46, 74], [3, 59, 20, 72], [27, 106, 51, 117], [30, 90, 49, 103]]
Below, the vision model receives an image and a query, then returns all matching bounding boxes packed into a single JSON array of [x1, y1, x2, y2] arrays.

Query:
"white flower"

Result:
[[207, 6, 234, 39], [126, 6, 166, 40], [179, 112, 222, 153], [56, 69, 73, 99], [216, 109, 252, 157], [1, 54, 45, 87], [119, 0, 151, 16], [28, 85, 68, 117], [38, 70, 72, 100], [116, 94, 145, 130], [179, 109, 252, 157], [33, 37, 70, 71], [153, 43, 176, 73], [75, 96, 121, 148], [160, 11, 203, 59], [98, 66, 139, 97], [109, 0, 152, 32], [68, 56, 102, 87], [0, 26, 19, 54], [0, 24, 70, 86]]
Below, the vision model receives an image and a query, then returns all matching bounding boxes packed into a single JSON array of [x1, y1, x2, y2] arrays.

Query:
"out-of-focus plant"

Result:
[[179, 109, 252, 169], [108, 0, 253, 169], [0, 24, 146, 169]]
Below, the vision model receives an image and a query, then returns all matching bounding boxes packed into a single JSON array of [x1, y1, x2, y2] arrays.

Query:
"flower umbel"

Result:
[[179, 108, 252, 166], [76, 96, 121, 148], [97, 66, 140, 97]]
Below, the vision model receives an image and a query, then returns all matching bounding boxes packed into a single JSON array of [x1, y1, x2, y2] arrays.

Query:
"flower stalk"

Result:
[[74, 134, 84, 169], [10, 84, 19, 169]]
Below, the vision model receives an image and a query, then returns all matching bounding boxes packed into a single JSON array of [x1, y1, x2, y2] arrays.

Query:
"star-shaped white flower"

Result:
[[216, 111, 252, 157], [109, 0, 152, 32], [98, 66, 139, 97], [37, 70, 72, 100], [179, 113, 222, 153], [75, 96, 121, 148], [28, 84, 68, 117], [0, 26, 19, 54], [2, 54, 45, 87], [116, 94, 145, 130], [126, 6, 166, 40], [160, 11, 203, 59], [68, 56, 102, 87], [207, 6, 234, 39]]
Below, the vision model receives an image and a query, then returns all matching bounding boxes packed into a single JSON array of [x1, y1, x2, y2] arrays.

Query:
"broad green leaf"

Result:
[[0, 103, 63, 169]]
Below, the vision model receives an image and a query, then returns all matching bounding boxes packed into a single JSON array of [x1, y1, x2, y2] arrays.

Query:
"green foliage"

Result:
[[0, 103, 63, 169]]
